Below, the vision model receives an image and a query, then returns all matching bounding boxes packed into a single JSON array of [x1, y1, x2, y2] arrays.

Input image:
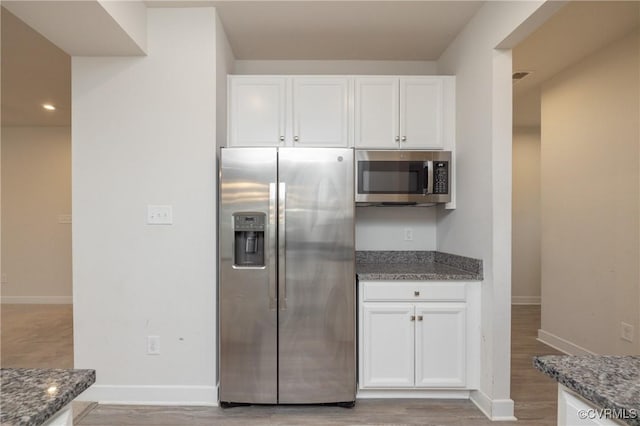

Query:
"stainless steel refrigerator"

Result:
[[218, 147, 356, 406]]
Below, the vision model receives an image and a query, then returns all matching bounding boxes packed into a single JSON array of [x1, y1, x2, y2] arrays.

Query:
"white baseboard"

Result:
[[470, 390, 516, 421], [537, 329, 595, 356], [75, 385, 218, 406], [357, 389, 470, 399], [511, 296, 541, 305], [1, 296, 72, 304]]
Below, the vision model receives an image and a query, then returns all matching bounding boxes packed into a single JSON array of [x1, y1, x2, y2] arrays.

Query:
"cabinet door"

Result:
[[229, 77, 286, 147], [292, 77, 349, 147], [354, 78, 399, 149], [414, 303, 466, 387], [362, 303, 414, 388], [399, 78, 444, 149]]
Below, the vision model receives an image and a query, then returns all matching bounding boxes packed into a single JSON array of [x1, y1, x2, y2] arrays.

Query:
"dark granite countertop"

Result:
[[356, 250, 482, 281], [534, 355, 640, 426], [1, 368, 96, 426]]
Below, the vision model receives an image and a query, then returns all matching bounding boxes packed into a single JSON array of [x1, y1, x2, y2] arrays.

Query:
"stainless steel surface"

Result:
[[219, 148, 278, 404], [355, 149, 451, 204], [269, 183, 277, 310], [277, 148, 355, 404], [219, 147, 355, 405], [278, 182, 287, 311], [426, 160, 434, 195]]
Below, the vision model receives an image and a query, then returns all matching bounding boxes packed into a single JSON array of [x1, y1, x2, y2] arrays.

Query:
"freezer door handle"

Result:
[[268, 183, 277, 310], [278, 182, 287, 310]]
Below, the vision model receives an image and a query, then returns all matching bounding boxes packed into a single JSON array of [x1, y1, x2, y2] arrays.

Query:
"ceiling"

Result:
[[513, 1, 640, 98], [3, 1, 638, 128], [208, 1, 484, 60], [512, 1, 639, 127], [1, 8, 70, 126]]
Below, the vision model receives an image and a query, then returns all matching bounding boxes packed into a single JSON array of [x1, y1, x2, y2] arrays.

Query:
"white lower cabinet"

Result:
[[359, 281, 478, 393], [558, 385, 624, 426]]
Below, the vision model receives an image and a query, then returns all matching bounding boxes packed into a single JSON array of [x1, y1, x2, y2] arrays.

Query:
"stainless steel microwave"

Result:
[[355, 150, 452, 205]]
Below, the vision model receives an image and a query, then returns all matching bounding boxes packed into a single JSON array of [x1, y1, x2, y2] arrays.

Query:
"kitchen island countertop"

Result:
[[0, 368, 95, 426], [356, 251, 482, 281], [534, 355, 640, 426]]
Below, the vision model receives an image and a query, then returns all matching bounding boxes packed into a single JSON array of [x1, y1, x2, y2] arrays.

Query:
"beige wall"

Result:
[[540, 30, 640, 355], [1, 126, 72, 302], [512, 127, 541, 304]]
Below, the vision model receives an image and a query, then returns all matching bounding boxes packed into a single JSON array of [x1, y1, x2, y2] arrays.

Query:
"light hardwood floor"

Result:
[[1, 304, 561, 425]]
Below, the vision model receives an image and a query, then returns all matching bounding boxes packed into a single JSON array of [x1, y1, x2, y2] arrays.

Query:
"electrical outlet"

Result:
[[621, 322, 634, 343], [147, 205, 173, 225], [404, 228, 413, 241], [147, 335, 160, 355]]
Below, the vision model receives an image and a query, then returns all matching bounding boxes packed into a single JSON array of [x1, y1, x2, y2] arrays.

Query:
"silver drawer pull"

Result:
[[414, 291, 420, 296]]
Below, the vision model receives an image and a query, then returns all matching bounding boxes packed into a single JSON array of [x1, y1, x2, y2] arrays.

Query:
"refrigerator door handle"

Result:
[[268, 183, 277, 310], [278, 182, 287, 310]]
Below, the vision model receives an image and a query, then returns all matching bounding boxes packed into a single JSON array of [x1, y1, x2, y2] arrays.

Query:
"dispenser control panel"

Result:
[[233, 212, 266, 267]]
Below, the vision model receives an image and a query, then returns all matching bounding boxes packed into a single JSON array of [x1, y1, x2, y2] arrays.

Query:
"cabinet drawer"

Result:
[[363, 282, 466, 302]]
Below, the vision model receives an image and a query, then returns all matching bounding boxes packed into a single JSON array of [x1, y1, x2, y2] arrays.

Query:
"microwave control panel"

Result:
[[433, 161, 449, 194]]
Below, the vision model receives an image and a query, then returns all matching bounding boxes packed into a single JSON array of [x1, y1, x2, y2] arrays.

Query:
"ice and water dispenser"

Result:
[[233, 212, 266, 267]]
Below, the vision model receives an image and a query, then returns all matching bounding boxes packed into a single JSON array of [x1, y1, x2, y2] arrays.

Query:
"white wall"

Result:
[[72, 7, 217, 404], [540, 30, 639, 355], [234, 60, 437, 75], [216, 12, 235, 149], [436, 0, 554, 420], [356, 207, 436, 251], [512, 127, 541, 304], [1, 126, 72, 303]]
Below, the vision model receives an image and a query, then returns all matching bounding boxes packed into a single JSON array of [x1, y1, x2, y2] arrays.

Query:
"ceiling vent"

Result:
[[512, 71, 531, 82]]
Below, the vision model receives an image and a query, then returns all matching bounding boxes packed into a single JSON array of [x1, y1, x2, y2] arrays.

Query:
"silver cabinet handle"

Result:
[[417, 315, 423, 321], [414, 291, 420, 296], [278, 182, 287, 310], [294, 136, 299, 142], [395, 136, 400, 142], [279, 136, 285, 142], [268, 183, 277, 310], [401, 136, 407, 142], [410, 315, 416, 321]]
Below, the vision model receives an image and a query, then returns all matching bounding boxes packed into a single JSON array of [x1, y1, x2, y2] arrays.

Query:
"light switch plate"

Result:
[[147, 205, 173, 225]]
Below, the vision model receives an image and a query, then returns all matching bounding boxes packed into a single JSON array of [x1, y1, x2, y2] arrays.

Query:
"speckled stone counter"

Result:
[[0, 368, 96, 426], [356, 250, 482, 281], [534, 355, 640, 426]]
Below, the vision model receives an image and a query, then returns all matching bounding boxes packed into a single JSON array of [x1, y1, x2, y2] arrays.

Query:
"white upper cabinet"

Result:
[[354, 78, 399, 149], [228, 76, 350, 147], [292, 77, 349, 147], [229, 77, 287, 147], [355, 76, 455, 150]]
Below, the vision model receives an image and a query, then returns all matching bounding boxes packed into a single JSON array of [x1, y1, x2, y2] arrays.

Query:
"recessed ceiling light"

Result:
[[42, 104, 56, 111]]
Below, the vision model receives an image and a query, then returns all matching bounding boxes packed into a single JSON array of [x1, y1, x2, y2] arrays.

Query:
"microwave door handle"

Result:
[[425, 161, 434, 195]]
